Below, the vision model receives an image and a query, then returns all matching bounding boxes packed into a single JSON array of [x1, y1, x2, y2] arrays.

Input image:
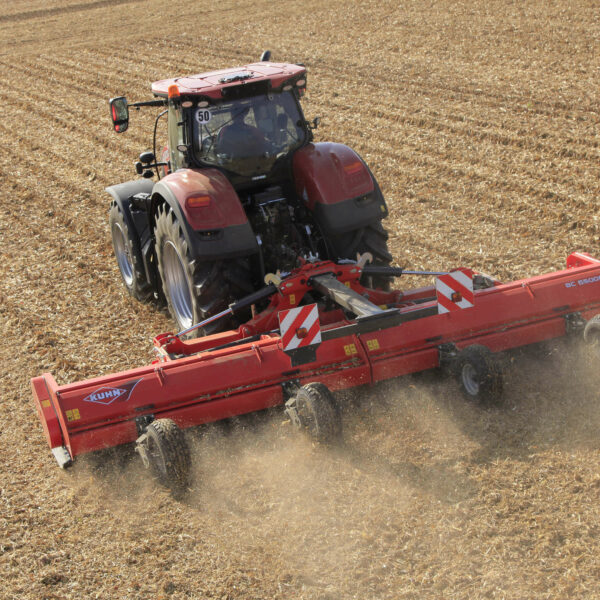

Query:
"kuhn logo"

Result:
[[84, 387, 128, 405], [83, 379, 142, 406]]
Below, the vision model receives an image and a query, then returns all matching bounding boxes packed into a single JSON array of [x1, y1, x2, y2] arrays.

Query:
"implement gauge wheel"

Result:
[[289, 382, 341, 443], [583, 314, 600, 360], [136, 418, 191, 495], [109, 202, 152, 302], [456, 345, 504, 405]]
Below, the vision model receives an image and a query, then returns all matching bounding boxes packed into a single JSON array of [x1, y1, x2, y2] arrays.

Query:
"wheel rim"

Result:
[[146, 436, 167, 477], [461, 362, 480, 396], [112, 223, 134, 286], [162, 241, 193, 329], [297, 399, 318, 437]]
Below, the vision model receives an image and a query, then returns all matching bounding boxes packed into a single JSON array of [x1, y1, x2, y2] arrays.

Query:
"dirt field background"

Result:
[[1, 1, 600, 598]]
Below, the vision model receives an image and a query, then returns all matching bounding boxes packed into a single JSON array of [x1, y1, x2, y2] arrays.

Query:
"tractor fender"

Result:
[[151, 168, 258, 261], [105, 179, 155, 236], [293, 142, 388, 235]]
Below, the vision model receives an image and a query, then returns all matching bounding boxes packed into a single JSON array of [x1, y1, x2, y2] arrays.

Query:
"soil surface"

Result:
[[1, 1, 599, 598]]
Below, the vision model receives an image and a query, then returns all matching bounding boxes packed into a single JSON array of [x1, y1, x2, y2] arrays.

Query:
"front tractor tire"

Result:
[[154, 204, 252, 335], [109, 202, 152, 302]]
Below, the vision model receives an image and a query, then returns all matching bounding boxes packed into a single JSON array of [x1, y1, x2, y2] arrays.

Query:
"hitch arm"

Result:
[[174, 284, 277, 339], [362, 265, 447, 278]]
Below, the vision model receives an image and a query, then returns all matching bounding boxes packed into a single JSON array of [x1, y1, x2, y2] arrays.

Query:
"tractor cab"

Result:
[[191, 92, 308, 180], [110, 61, 312, 188], [107, 55, 392, 335]]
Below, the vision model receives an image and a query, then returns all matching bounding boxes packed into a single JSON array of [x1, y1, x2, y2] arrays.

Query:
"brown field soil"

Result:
[[1, 1, 600, 598]]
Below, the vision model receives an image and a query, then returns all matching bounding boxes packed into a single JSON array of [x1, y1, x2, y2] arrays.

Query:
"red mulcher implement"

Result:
[[29, 53, 600, 493], [32, 252, 600, 493]]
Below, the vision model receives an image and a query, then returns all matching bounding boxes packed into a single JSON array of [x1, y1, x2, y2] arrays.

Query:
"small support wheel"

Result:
[[583, 314, 600, 360], [285, 382, 341, 443], [456, 345, 504, 405], [135, 418, 191, 495]]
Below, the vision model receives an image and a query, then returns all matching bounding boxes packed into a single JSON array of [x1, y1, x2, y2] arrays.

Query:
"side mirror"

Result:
[[109, 96, 129, 133], [260, 50, 271, 62]]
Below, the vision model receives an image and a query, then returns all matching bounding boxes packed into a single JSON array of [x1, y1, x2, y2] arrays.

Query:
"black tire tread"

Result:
[[154, 204, 254, 335], [328, 220, 393, 289], [294, 382, 341, 443], [146, 418, 191, 493]]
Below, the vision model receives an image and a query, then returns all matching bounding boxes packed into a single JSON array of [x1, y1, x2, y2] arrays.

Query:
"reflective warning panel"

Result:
[[278, 303, 321, 351], [435, 268, 474, 314]]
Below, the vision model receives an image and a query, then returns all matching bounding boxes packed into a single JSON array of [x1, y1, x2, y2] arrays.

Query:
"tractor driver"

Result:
[[216, 105, 271, 160]]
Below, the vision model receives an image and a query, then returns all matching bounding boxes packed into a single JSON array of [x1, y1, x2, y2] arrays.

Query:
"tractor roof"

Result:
[[151, 62, 306, 99]]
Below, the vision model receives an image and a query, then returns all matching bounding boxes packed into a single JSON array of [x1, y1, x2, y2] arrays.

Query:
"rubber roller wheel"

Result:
[[456, 345, 504, 405], [583, 314, 600, 360], [289, 382, 342, 443], [136, 418, 191, 495]]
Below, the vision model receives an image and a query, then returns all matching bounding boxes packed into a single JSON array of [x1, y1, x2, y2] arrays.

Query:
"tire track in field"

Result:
[[0, 0, 146, 23], [323, 90, 599, 200], [313, 58, 599, 136], [324, 75, 600, 160], [47, 41, 599, 170], [330, 102, 599, 192], [42, 44, 595, 206], [337, 112, 595, 220], [0, 60, 154, 156], [0, 87, 136, 188]]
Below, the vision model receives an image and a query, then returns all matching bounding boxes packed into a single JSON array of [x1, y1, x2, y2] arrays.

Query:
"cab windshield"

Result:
[[192, 92, 306, 177]]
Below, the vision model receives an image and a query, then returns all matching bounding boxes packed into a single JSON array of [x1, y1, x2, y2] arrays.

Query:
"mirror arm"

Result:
[[130, 99, 168, 108], [136, 161, 168, 175], [153, 109, 169, 180]]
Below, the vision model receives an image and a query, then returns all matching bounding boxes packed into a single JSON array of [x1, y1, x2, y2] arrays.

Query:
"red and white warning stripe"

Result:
[[278, 304, 321, 351], [435, 268, 474, 314]]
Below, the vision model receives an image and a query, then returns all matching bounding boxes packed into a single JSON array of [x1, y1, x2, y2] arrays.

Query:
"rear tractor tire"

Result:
[[285, 382, 342, 443], [135, 418, 191, 496], [109, 202, 152, 302], [330, 220, 393, 290], [456, 345, 504, 405], [154, 204, 253, 335]]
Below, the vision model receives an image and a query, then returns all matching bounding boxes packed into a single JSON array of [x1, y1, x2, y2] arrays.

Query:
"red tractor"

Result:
[[108, 52, 391, 334]]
